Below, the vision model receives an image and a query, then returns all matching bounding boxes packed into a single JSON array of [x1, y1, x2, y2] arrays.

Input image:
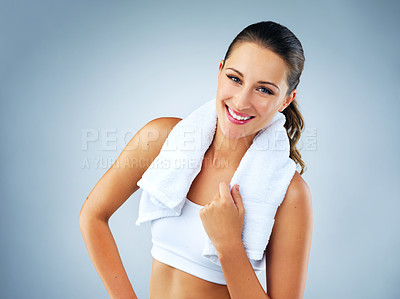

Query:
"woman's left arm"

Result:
[[200, 182, 269, 298], [200, 175, 312, 299], [218, 239, 270, 298]]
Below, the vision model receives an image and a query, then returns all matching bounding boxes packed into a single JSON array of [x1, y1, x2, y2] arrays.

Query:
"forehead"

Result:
[[225, 42, 288, 86]]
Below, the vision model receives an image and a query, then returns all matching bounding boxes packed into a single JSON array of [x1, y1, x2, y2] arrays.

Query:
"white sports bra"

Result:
[[150, 197, 266, 285]]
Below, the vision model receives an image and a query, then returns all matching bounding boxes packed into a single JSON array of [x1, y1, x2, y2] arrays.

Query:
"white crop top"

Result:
[[150, 197, 266, 285]]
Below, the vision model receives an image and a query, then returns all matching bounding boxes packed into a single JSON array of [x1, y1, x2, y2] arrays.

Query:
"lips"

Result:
[[225, 104, 255, 124]]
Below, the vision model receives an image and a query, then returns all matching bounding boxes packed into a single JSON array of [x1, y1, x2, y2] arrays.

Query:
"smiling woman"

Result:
[[80, 21, 312, 299]]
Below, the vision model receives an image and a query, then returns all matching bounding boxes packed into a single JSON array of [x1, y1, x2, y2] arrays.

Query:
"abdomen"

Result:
[[150, 258, 231, 299]]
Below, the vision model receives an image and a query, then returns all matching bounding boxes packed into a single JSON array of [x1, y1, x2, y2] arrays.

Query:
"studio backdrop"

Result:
[[0, 0, 399, 298]]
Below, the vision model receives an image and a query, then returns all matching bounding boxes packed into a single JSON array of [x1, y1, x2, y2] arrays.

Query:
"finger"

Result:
[[231, 184, 245, 214], [213, 188, 221, 201], [219, 181, 234, 203]]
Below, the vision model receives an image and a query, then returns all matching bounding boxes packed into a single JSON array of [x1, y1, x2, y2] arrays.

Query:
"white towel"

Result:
[[135, 98, 296, 267]]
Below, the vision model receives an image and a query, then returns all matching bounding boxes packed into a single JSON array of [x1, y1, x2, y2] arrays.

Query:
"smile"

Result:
[[225, 105, 255, 124]]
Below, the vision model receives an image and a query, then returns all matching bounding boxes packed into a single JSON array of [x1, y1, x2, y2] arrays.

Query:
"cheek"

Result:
[[253, 102, 268, 112], [254, 102, 276, 118], [217, 81, 236, 98]]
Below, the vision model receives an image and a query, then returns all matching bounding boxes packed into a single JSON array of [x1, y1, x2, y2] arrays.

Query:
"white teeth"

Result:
[[228, 106, 252, 121]]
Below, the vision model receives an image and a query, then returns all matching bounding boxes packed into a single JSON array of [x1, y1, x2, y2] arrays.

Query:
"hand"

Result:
[[199, 182, 245, 252]]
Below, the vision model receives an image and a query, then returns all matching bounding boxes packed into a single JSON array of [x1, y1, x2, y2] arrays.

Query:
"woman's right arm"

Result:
[[79, 117, 182, 299]]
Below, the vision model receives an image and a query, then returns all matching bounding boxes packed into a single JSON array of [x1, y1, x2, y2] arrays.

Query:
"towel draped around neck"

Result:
[[135, 98, 296, 266]]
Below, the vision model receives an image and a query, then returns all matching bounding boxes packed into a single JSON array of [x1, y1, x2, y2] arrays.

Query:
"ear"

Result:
[[279, 89, 296, 112], [218, 60, 224, 78]]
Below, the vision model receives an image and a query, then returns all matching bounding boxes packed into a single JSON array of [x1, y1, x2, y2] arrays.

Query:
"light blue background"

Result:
[[1, 0, 399, 298]]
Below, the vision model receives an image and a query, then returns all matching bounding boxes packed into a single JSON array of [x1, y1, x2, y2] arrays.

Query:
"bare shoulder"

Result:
[[131, 116, 183, 168], [131, 116, 183, 161], [143, 117, 182, 137], [79, 116, 183, 221], [265, 171, 313, 298], [283, 171, 312, 211], [141, 116, 183, 143]]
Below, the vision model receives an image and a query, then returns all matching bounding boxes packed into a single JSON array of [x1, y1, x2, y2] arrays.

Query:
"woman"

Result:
[[80, 21, 313, 299]]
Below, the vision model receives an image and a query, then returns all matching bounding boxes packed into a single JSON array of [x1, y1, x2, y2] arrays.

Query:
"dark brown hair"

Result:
[[222, 21, 307, 175]]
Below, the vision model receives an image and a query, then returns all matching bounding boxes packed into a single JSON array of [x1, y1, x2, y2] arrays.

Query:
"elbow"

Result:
[[79, 197, 90, 227], [79, 198, 107, 230], [79, 196, 111, 234], [79, 202, 90, 231]]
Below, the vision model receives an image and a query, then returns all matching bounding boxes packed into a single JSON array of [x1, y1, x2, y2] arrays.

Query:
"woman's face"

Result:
[[216, 42, 296, 140]]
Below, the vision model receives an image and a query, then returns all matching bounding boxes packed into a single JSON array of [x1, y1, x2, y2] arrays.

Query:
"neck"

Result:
[[204, 119, 257, 170]]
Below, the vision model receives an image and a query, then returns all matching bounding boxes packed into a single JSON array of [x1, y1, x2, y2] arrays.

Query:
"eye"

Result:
[[226, 74, 241, 84], [258, 87, 274, 95]]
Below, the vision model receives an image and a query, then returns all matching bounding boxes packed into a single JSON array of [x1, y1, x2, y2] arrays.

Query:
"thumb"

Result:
[[232, 184, 245, 214]]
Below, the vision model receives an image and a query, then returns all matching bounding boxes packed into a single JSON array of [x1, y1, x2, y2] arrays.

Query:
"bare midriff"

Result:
[[150, 258, 231, 299]]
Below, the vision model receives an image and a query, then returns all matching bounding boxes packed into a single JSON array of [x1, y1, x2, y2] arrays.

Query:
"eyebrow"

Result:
[[226, 67, 280, 91]]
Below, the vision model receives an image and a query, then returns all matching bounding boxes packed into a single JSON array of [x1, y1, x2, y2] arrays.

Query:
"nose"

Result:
[[232, 88, 252, 111]]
